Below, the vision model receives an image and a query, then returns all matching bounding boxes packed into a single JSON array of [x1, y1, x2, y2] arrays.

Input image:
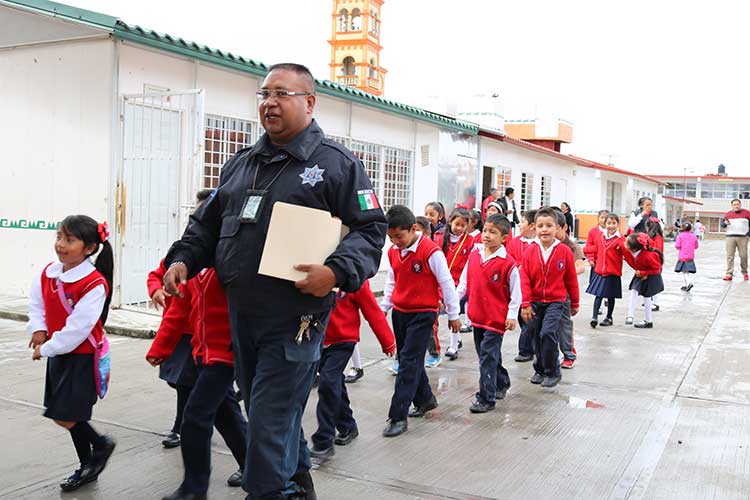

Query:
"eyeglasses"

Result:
[[256, 90, 312, 101]]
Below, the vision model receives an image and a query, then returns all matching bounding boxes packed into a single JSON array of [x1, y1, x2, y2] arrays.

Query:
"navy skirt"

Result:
[[159, 334, 197, 387], [586, 272, 623, 299], [44, 353, 97, 422], [629, 274, 664, 298], [675, 260, 697, 274]]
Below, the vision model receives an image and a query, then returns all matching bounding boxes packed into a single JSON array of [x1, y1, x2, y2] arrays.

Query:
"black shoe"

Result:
[[334, 427, 359, 446], [382, 419, 408, 437], [458, 340, 463, 349], [59, 468, 97, 492], [459, 324, 472, 334], [309, 444, 335, 461], [686, 283, 694, 292], [85, 435, 116, 479], [312, 373, 320, 388], [291, 470, 317, 500], [599, 318, 613, 326], [344, 368, 364, 384], [227, 468, 243, 487], [162, 431, 181, 448], [597, 309, 603, 315], [469, 400, 495, 413], [529, 372, 544, 384], [634, 321, 653, 329], [161, 489, 207, 500], [495, 387, 508, 400], [652, 304, 660, 312], [541, 375, 561, 388], [680, 285, 687, 291], [445, 347, 459, 360], [408, 396, 438, 418], [515, 354, 533, 362], [590, 319, 598, 328]]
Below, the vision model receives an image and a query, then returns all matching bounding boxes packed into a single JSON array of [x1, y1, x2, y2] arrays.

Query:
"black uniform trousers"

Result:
[[311, 342, 357, 450], [229, 306, 329, 500], [388, 310, 437, 421], [180, 360, 247, 495], [516, 315, 532, 357], [529, 302, 565, 378], [473, 328, 510, 405]]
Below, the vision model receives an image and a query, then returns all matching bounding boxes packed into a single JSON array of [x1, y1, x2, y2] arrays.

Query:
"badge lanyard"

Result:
[[239, 156, 293, 223]]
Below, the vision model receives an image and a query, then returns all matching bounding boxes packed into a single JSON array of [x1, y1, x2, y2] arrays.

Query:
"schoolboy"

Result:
[[380, 205, 461, 437], [520, 208, 580, 388], [456, 215, 521, 413], [507, 209, 536, 363]]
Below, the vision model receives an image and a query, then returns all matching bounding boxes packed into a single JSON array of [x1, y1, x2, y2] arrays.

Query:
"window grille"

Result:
[[540, 175, 551, 207], [351, 140, 382, 193], [496, 168, 512, 195], [521, 172, 534, 213], [383, 147, 412, 210], [204, 115, 256, 188]]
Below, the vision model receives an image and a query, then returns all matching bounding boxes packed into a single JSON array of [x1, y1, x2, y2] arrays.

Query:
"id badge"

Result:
[[239, 189, 266, 223]]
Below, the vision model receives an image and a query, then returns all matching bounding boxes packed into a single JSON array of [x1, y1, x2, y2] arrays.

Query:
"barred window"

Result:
[[350, 140, 382, 193], [521, 172, 534, 213], [540, 175, 551, 207], [383, 147, 412, 209], [204, 115, 257, 188], [496, 168, 512, 194]]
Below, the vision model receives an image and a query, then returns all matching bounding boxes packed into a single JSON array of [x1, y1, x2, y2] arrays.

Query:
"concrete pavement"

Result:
[[1, 239, 750, 499]]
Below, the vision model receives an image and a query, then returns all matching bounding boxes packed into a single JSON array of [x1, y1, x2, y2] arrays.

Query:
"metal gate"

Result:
[[116, 90, 204, 308]]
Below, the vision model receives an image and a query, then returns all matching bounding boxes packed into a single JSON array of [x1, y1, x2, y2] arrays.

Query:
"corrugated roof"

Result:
[[2, 0, 478, 134]]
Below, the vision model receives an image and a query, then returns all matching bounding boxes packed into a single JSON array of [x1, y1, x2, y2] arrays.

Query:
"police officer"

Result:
[[162, 63, 387, 500]]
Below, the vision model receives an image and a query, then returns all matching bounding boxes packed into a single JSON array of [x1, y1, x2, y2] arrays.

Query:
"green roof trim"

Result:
[[3, 0, 478, 134]]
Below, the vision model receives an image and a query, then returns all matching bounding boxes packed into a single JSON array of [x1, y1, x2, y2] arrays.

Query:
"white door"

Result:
[[117, 90, 204, 307]]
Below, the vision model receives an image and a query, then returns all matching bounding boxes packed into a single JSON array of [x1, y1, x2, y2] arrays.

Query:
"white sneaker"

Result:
[[625, 316, 634, 325]]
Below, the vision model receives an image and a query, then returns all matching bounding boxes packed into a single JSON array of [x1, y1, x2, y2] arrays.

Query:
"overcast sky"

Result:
[[67, 0, 750, 177]]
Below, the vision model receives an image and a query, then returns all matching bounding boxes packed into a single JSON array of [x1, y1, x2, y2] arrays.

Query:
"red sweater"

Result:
[[465, 250, 517, 334], [147, 268, 233, 366], [623, 248, 662, 276], [435, 232, 473, 285], [41, 264, 107, 355], [146, 260, 174, 313], [520, 242, 580, 309], [388, 236, 441, 313], [593, 235, 625, 276], [505, 235, 532, 265], [583, 227, 604, 262], [325, 280, 395, 353]]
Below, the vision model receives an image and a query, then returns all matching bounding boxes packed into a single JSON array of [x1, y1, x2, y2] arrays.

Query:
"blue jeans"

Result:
[[228, 306, 329, 500], [312, 342, 357, 449], [388, 310, 437, 421], [530, 302, 565, 378], [473, 328, 510, 405]]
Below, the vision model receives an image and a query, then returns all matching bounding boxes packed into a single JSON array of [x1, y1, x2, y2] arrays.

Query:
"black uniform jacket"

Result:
[[165, 120, 387, 317]]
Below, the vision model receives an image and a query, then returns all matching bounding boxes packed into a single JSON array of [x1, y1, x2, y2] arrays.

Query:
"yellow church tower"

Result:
[[328, 0, 386, 96]]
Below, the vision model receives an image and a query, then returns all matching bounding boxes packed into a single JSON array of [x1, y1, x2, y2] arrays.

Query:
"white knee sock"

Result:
[[683, 272, 689, 287], [351, 343, 362, 370], [644, 297, 653, 322], [449, 332, 461, 352], [628, 289, 638, 317]]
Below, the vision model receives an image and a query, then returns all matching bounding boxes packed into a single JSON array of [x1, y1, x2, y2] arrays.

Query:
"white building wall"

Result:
[[411, 123, 441, 211], [0, 38, 115, 296], [575, 168, 606, 214]]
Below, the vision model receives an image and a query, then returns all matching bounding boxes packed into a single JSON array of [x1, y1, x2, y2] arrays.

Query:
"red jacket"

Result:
[[505, 235, 532, 265], [593, 235, 625, 276], [623, 247, 662, 276], [388, 236, 441, 313], [325, 280, 395, 353], [435, 232, 473, 285], [520, 242, 580, 309], [465, 249, 517, 334], [651, 234, 664, 253], [583, 227, 604, 262], [147, 268, 232, 366], [41, 263, 107, 355], [146, 260, 174, 312]]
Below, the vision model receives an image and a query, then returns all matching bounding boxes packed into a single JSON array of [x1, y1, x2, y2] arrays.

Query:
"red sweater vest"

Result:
[[505, 236, 532, 265], [593, 235, 625, 276], [465, 249, 517, 334], [520, 243, 580, 309], [325, 280, 396, 352], [436, 233, 473, 285], [41, 264, 107, 355], [388, 236, 441, 313], [147, 268, 233, 366]]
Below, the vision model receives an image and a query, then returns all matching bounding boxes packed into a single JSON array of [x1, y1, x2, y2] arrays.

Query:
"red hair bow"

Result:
[[97, 222, 109, 243], [636, 232, 650, 246]]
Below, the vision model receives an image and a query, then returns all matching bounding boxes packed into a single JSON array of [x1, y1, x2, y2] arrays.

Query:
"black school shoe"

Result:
[[496, 387, 508, 400], [515, 354, 533, 362], [408, 396, 438, 417], [590, 319, 598, 328], [161, 489, 207, 500], [599, 318, 613, 326], [59, 468, 97, 492], [162, 431, 181, 448], [83, 435, 116, 479], [529, 372, 544, 384], [309, 444, 335, 461], [291, 469, 317, 500], [382, 419, 407, 437], [634, 321, 653, 329], [227, 468, 243, 487], [344, 368, 364, 384], [334, 427, 359, 446], [541, 376, 561, 388], [469, 400, 495, 413]]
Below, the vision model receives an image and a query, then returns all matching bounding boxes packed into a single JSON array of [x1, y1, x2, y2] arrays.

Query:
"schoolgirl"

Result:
[[623, 232, 664, 328], [424, 203, 447, 366], [468, 209, 483, 243], [674, 221, 699, 291], [28, 215, 116, 491], [585, 213, 624, 327], [424, 202, 446, 239], [646, 217, 665, 311]]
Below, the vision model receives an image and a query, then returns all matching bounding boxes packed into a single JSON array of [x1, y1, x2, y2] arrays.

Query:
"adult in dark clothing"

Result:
[[628, 196, 660, 234], [497, 187, 520, 230], [561, 202, 575, 237], [162, 63, 387, 500]]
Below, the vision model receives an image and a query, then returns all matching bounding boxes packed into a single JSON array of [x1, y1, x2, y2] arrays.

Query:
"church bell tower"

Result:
[[328, 0, 386, 96]]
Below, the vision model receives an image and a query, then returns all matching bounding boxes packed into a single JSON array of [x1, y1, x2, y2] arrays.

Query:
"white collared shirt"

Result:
[[504, 196, 515, 221], [28, 259, 106, 358], [605, 230, 621, 240], [533, 238, 560, 264], [381, 233, 461, 320], [456, 245, 522, 320]]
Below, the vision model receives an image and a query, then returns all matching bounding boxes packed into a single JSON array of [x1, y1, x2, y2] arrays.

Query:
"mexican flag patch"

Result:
[[357, 189, 380, 210]]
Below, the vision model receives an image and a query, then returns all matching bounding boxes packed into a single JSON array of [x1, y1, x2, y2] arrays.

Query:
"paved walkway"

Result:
[[1, 240, 750, 499]]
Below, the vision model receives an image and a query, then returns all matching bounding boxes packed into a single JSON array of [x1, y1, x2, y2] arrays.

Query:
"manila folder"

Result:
[[258, 202, 343, 282]]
